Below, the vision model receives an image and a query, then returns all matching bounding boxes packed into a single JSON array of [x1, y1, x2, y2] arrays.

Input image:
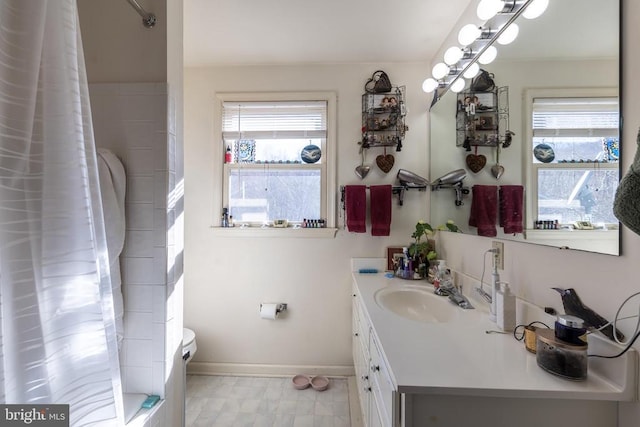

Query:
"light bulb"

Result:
[[497, 23, 519, 45], [450, 78, 466, 93], [444, 47, 464, 66], [522, 0, 548, 19], [422, 78, 439, 93], [458, 24, 481, 46], [476, 0, 505, 20], [463, 63, 480, 79], [432, 62, 450, 80], [478, 46, 498, 64]]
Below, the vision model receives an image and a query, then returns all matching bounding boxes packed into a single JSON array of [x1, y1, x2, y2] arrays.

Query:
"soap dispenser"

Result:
[[496, 282, 516, 331]]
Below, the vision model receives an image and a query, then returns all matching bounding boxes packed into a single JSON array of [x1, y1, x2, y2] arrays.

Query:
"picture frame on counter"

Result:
[[386, 246, 405, 271]]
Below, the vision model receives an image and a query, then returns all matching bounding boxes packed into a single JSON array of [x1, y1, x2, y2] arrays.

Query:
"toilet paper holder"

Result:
[[260, 303, 287, 314]]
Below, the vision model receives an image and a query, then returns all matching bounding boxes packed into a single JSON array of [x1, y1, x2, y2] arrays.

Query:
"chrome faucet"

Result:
[[475, 286, 492, 303], [436, 282, 474, 310]]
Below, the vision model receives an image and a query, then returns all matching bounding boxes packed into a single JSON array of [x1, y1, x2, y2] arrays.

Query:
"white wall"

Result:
[[78, 0, 167, 83], [164, 0, 185, 424], [437, 1, 640, 425], [184, 64, 431, 374]]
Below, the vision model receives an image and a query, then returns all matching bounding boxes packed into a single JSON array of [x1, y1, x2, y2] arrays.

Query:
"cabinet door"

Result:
[[354, 342, 371, 425], [352, 288, 371, 425], [369, 400, 385, 427], [370, 333, 396, 427]]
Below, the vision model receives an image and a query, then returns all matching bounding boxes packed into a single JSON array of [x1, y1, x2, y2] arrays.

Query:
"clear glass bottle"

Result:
[[221, 207, 229, 227]]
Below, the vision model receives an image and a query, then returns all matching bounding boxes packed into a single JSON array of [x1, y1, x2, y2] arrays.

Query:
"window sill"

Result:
[[526, 228, 618, 241], [210, 226, 338, 238]]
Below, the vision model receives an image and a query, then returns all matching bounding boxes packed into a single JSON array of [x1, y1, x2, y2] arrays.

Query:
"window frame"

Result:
[[214, 92, 337, 233], [524, 87, 619, 230]]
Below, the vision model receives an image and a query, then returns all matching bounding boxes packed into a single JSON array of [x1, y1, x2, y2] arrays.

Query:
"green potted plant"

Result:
[[408, 220, 460, 278]]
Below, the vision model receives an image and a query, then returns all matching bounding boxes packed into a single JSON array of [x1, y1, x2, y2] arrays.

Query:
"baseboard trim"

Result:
[[187, 362, 355, 378]]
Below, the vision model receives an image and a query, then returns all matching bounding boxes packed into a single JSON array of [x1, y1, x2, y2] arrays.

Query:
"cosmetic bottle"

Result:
[[225, 145, 232, 163], [496, 282, 516, 331], [221, 207, 229, 227]]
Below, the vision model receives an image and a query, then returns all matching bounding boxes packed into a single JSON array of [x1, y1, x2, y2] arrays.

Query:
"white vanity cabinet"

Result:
[[351, 269, 636, 427], [352, 285, 399, 427]]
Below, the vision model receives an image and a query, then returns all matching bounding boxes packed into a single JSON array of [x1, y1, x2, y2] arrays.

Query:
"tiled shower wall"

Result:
[[89, 82, 175, 397]]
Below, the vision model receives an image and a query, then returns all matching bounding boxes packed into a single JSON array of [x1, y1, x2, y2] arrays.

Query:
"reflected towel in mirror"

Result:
[[499, 185, 524, 235], [469, 185, 498, 237]]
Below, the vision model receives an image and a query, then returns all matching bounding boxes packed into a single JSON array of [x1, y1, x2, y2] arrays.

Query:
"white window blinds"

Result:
[[532, 97, 619, 138], [222, 101, 327, 141]]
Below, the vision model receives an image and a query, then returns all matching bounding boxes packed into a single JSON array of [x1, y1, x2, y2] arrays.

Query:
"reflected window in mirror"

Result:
[[524, 89, 619, 251]]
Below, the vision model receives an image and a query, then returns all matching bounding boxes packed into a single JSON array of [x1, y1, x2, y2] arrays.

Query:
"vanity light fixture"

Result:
[[522, 0, 549, 19], [444, 46, 465, 65], [497, 23, 519, 45], [478, 45, 498, 64], [476, 0, 506, 20], [422, 78, 440, 93], [432, 62, 451, 80], [458, 24, 482, 46], [450, 78, 467, 93], [463, 62, 481, 79], [425, 0, 544, 101]]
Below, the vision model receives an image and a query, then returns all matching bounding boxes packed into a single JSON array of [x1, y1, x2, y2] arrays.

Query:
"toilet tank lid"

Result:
[[183, 328, 196, 346]]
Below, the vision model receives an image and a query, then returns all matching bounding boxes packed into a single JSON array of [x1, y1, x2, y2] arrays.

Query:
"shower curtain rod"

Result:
[[125, 0, 157, 28]]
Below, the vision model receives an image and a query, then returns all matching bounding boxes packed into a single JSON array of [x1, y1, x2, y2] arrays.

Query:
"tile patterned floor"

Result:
[[186, 375, 352, 427]]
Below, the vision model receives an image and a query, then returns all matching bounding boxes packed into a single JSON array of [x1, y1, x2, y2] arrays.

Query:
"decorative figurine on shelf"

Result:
[[464, 95, 479, 115], [503, 130, 515, 148]]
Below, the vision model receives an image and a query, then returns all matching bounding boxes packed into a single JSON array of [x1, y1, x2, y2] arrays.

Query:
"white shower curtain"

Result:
[[0, 1, 124, 426]]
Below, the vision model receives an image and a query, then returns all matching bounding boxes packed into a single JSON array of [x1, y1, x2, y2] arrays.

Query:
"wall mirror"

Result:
[[429, 0, 621, 255]]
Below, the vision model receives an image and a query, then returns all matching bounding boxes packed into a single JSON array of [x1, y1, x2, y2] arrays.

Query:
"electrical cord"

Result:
[[612, 291, 640, 345], [478, 248, 498, 294], [589, 330, 640, 359], [589, 291, 640, 359], [513, 321, 551, 341], [586, 315, 639, 336]]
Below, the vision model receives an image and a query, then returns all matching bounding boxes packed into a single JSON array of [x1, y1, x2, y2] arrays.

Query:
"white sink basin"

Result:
[[374, 285, 460, 323]]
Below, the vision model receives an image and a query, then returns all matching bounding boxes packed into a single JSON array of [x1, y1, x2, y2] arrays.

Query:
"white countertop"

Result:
[[353, 271, 637, 401]]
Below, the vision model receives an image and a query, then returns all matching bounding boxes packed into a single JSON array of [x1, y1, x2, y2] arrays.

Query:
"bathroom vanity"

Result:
[[351, 264, 637, 427]]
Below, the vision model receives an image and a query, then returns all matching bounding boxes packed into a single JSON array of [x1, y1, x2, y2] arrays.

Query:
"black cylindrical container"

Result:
[[555, 315, 587, 345]]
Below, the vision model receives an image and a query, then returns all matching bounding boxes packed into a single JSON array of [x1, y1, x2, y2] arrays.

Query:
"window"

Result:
[[525, 90, 619, 228], [217, 92, 336, 228]]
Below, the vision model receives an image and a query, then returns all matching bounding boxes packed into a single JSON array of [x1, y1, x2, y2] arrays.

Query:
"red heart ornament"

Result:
[[376, 154, 395, 173], [466, 154, 487, 173]]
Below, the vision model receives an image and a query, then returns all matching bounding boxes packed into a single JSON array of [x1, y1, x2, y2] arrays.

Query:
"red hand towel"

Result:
[[346, 185, 366, 233], [469, 185, 498, 237], [499, 185, 524, 234], [370, 185, 392, 236]]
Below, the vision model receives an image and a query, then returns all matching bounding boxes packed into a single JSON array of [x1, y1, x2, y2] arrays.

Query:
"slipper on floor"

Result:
[[292, 374, 311, 390], [310, 375, 329, 391]]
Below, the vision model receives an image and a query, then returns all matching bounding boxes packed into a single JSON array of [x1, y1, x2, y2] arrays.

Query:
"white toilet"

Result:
[[183, 328, 197, 364]]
